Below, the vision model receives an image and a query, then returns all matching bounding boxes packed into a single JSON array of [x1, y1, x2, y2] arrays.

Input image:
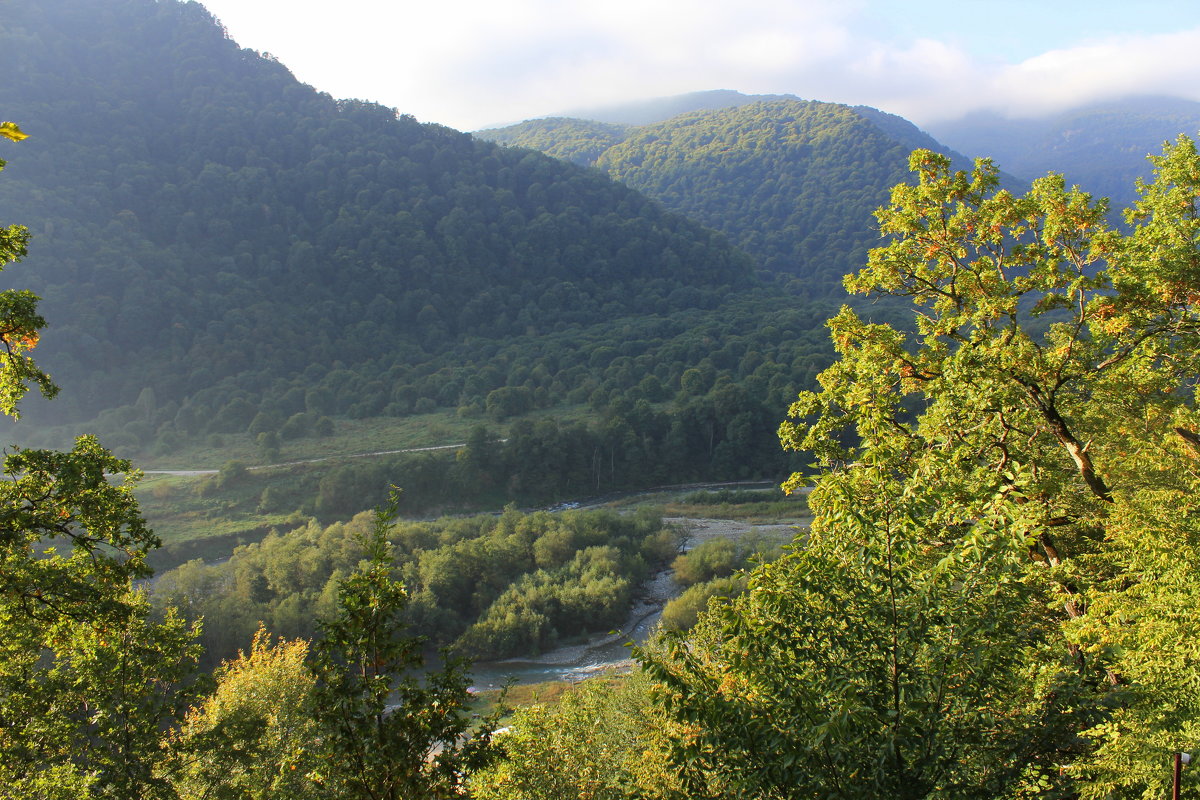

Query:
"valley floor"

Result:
[[469, 515, 805, 689]]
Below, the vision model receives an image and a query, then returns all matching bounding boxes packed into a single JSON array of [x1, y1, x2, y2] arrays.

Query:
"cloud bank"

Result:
[[198, 0, 1200, 130]]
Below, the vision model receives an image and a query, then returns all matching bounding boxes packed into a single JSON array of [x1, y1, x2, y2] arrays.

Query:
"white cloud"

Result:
[[197, 0, 1200, 130], [986, 29, 1200, 117]]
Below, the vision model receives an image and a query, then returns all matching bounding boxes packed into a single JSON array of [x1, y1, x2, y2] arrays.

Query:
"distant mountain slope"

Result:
[[928, 96, 1200, 209], [0, 0, 752, 425], [475, 90, 802, 166], [476, 118, 630, 166], [480, 99, 977, 291]]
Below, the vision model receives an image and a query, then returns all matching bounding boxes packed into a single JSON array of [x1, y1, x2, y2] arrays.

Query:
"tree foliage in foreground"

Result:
[[164, 627, 321, 799], [307, 493, 498, 800], [470, 670, 678, 800], [641, 138, 1200, 798], [0, 123, 201, 798]]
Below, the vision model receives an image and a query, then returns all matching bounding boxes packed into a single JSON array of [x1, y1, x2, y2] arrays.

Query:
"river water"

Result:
[[467, 569, 673, 690], [466, 517, 803, 690]]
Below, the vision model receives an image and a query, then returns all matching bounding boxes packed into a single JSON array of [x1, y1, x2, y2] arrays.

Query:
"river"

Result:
[[467, 517, 803, 690]]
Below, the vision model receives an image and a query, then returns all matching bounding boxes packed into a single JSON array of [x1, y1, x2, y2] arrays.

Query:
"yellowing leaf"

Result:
[[0, 122, 28, 142]]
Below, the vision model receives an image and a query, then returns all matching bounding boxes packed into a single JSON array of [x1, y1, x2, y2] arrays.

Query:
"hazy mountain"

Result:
[[480, 99, 977, 291], [0, 0, 753, 427], [474, 90, 803, 165], [928, 96, 1200, 209]]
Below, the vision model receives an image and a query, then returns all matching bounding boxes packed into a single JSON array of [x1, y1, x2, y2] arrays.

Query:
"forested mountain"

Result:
[[476, 90, 803, 166], [928, 95, 1200, 210], [478, 118, 632, 167], [0, 0, 754, 430], [479, 99, 974, 291]]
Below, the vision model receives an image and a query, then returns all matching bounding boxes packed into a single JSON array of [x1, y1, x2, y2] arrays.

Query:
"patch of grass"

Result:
[[136, 413, 470, 471], [678, 488, 788, 505], [134, 404, 597, 471], [474, 680, 574, 711], [600, 486, 809, 523], [136, 469, 316, 569], [135, 446, 518, 571]]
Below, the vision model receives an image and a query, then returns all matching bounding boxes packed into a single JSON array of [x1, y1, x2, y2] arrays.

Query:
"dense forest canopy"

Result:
[[478, 118, 633, 167], [554, 89, 795, 126], [479, 99, 975, 293], [0, 0, 754, 431]]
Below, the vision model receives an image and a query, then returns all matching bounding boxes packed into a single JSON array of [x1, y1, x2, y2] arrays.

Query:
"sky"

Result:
[[195, 0, 1200, 132]]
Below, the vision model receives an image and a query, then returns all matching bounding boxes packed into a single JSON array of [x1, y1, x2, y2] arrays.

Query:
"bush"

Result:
[[680, 488, 782, 505], [671, 538, 736, 587], [279, 412, 311, 440], [256, 432, 281, 463], [660, 575, 746, 632], [216, 460, 249, 490], [640, 527, 682, 567], [485, 386, 533, 420]]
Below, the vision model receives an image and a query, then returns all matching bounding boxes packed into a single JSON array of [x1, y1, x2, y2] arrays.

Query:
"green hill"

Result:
[[0, 0, 859, 534], [479, 99, 973, 292], [476, 118, 631, 167], [0, 0, 753, 433]]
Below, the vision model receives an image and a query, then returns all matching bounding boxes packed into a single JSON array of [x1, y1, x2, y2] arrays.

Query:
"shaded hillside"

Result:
[[928, 95, 1200, 209], [481, 99, 976, 292], [0, 0, 753, 427]]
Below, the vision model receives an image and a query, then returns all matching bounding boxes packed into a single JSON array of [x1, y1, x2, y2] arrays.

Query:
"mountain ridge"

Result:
[[927, 94, 1200, 209], [0, 0, 754, 429], [478, 98, 980, 289]]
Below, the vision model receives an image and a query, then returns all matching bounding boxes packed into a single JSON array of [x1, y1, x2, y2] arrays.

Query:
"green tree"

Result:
[[308, 492, 497, 798], [644, 141, 1200, 798], [470, 671, 678, 800], [0, 121, 200, 798], [165, 626, 322, 799], [256, 430, 281, 463], [216, 459, 249, 490], [643, 471, 1073, 799], [0, 121, 55, 417], [454, 424, 502, 490], [658, 574, 745, 632], [670, 537, 737, 586], [43, 593, 200, 800], [1056, 136, 1200, 798], [485, 386, 533, 421]]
